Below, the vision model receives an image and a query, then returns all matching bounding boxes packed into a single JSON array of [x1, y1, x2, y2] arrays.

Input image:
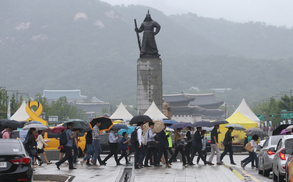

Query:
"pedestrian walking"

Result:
[[92, 120, 104, 166], [134, 122, 146, 169], [118, 132, 130, 165], [185, 126, 193, 165], [144, 122, 158, 167], [207, 125, 223, 165], [102, 129, 122, 165], [197, 130, 207, 164], [241, 135, 259, 170], [72, 133, 79, 164], [190, 127, 208, 165], [80, 131, 94, 166], [156, 124, 171, 168], [166, 129, 175, 163], [1, 126, 11, 138], [55, 123, 79, 170], [24, 128, 43, 168], [36, 130, 51, 165], [168, 128, 187, 167], [220, 127, 236, 165]]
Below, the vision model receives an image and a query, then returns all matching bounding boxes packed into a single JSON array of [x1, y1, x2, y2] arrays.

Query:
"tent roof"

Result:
[[144, 102, 168, 120], [226, 111, 258, 125], [10, 101, 29, 122], [232, 98, 260, 124], [110, 102, 133, 120]]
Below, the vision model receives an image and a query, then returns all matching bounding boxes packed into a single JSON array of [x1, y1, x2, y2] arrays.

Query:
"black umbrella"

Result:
[[212, 120, 228, 126], [193, 121, 213, 127], [63, 119, 87, 129], [246, 130, 268, 137], [90, 117, 113, 132], [272, 124, 290, 136], [111, 124, 128, 130], [129, 115, 152, 124], [170, 122, 193, 129], [2, 120, 23, 129]]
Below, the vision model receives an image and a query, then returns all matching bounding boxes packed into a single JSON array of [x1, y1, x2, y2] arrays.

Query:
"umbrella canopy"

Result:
[[225, 124, 246, 131], [244, 127, 263, 133], [129, 115, 152, 124], [22, 123, 49, 130], [280, 129, 291, 135], [193, 121, 213, 127], [170, 122, 193, 129], [118, 126, 135, 136], [163, 120, 178, 125], [166, 127, 174, 132], [143, 120, 165, 133], [24, 121, 43, 126], [113, 120, 124, 124], [51, 125, 67, 133], [272, 124, 290, 136], [90, 117, 113, 132], [246, 130, 268, 137], [212, 120, 228, 126], [63, 119, 87, 129], [2, 120, 23, 129], [285, 125, 293, 132], [111, 124, 128, 130]]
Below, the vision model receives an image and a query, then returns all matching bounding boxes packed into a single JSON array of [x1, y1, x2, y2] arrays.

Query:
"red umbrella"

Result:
[[51, 125, 67, 133]]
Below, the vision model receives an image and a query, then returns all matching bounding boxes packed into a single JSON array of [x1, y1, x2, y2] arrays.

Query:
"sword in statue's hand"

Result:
[[134, 19, 141, 51]]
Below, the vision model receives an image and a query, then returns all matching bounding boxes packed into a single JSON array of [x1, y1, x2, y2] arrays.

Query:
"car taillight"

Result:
[[267, 150, 275, 155], [10, 157, 30, 164], [280, 149, 286, 160], [207, 141, 211, 143]]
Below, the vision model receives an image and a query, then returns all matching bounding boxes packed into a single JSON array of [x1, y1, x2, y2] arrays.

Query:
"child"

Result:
[[118, 132, 130, 165]]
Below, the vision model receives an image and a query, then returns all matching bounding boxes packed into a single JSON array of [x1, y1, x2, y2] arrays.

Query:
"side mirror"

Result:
[[268, 147, 276, 152]]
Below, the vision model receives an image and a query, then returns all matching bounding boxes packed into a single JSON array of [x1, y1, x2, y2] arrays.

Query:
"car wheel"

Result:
[[27, 172, 33, 182], [273, 171, 278, 181], [278, 173, 285, 182], [263, 168, 270, 177], [258, 166, 263, 175]]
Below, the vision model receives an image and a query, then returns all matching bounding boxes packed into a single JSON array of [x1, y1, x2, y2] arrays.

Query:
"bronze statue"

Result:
[[135, 11, 161, 58], [162, 98, 171, 119]]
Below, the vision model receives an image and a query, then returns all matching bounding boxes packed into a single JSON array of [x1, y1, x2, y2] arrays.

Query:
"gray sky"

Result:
[[102, 0, 292, 28]]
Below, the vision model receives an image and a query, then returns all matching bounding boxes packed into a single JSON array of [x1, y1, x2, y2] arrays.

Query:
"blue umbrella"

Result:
[[170, 122, 193, 129], [163, 120, 178, 125], [24, 121, 43, 126], [118, 126, 135, 136], [193, 121, 213, 127], [111, 124, 129, 130]]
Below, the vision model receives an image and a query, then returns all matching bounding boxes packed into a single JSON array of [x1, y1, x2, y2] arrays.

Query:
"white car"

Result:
[[272, 135, 293, 182]]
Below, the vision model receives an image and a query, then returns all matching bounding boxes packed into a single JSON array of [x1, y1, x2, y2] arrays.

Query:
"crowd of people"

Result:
[[1, 120, 261, 171]]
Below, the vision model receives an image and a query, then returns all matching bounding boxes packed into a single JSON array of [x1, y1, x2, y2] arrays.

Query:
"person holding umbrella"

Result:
[[36, 130, 51, 165], [134, 122, 146, 169], [24, 128, 44, 167], [1, 126, 11, 138], [92, 120, 104, 166], [101, 129, 122, 166], [185, 126, 193, 165], [220, 127, 236, 165], [56, 122, 79, 170], [144, 122, 158, 167], [168, 128, 187, 167], [207, 125, 223, 165], [118, 132, 130, 165], [190, 127, 208, 165], [156, 123, 171, 168]]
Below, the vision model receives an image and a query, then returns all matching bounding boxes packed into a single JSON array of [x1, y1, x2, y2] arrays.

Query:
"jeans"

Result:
[[220, 144, 235, 163], [118, 149, 129, 163], [135, 145, 145, 166], [92, 140, 102, 165], [243, 151, 258, 168]]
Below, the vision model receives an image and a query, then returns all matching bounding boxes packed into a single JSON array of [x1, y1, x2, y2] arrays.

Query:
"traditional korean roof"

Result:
[[185, 93, 224, 109], [42, 90, 87, 101], [163, 94, 195, 106]]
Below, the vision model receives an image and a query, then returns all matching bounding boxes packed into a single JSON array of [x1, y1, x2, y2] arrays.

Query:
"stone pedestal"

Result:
[[137, 58, 162, 115]]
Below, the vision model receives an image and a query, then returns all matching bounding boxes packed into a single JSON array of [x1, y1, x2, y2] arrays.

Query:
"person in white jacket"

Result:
[[37, 130, 51, 165], [241, 135, 259, 170]]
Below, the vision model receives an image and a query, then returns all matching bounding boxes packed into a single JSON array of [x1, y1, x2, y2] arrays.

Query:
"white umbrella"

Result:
[[22, 123, 49, 130], [285, 125, 293, 131]]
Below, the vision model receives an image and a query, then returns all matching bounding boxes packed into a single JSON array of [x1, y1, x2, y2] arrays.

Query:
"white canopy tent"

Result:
[[144, 101, 167, 120], [10, 101, 30, 122], [232, 98, 260, 126], [110, 102, 133, 121]]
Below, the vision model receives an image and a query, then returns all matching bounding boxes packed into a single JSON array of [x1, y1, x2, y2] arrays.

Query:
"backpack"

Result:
[[0, 130, 8, 139], [131, 129, 138, 145], [59, 129, 68, 146]]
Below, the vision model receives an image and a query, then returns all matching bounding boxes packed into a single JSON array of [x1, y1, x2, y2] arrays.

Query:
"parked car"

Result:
[[272, 135, 293, 182], [258, 135, 284, 176], [284, 148, 293, 182], [0, 139, 33, 182]]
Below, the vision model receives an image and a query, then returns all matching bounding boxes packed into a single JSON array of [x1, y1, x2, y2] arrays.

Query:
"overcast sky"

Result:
[[102, 0, 293, 28]]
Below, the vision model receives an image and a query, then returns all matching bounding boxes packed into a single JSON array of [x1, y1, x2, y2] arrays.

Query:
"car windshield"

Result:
[[271, 136, 283, 145], [285, 139, 293, 148], [0, 142, 22, 154]]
